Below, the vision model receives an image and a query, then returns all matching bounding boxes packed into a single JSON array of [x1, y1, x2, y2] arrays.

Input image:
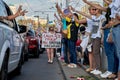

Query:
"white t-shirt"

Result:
[[91, 15, 105, 38], [86, 18, 93, 33], [109, 0, 120, 18]]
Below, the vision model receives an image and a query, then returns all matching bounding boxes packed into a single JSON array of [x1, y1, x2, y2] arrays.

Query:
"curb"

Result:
[[56, 56, 68, 80]]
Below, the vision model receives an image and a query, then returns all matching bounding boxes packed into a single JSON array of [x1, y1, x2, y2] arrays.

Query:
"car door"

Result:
[[3, 3, 22, 71]]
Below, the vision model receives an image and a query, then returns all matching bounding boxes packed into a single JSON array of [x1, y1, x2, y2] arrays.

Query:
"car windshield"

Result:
[[26, 30, 35, 37]]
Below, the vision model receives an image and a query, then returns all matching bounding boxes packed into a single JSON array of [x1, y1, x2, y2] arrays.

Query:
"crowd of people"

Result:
[[1, 0, 120, 79], [53, 0, 120, 80]]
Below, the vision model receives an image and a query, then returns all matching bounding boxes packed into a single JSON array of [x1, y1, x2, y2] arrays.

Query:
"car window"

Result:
[[0, 2, 19, 32], [0, 1, 15, 28], [0, 0, 8, 16]]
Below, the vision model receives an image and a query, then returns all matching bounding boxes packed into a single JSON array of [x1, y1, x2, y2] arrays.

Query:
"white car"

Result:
[[0, 1, 27, 80]]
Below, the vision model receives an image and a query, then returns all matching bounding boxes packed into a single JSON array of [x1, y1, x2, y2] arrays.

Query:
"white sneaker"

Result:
[[93, 70, 102, 75], [115, 78, 118, 80], [100, 71, 112, 78], [90, 69, 96, 74]]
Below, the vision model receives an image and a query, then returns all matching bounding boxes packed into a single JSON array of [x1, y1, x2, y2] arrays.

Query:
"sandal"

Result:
[[50, 60, 53, 64], [107, 74, 117, 79], [86, 68, 93, 72], [48, 60, 51, 63]]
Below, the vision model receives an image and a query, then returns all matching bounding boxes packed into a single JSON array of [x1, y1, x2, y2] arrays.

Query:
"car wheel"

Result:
[[0, 53, 8, 80], [34, 48, 39, 58], [24, 53, 29, 61], [24, 49, 29, 61]]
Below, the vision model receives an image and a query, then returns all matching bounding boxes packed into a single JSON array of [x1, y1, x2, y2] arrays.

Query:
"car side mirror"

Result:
[[18, 25, 27, 33]]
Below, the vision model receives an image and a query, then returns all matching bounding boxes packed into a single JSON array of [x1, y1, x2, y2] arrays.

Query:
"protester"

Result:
[[83, 0, 119, 78], [56, 4, 70, 65], [56, 3, 80, 68], [75, 2, 106, 75], [108, 0, 120, 79], [71, 5, 98, 72], [46, 26, 56, 64], [54, 0, 120, 79]]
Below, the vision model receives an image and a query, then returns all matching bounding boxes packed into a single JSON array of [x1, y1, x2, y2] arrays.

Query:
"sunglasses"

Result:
[[92, 9, 98, 11]]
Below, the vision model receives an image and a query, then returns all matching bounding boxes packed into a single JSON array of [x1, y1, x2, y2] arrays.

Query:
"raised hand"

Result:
[[20, 10, 28, 16], [16, 5, 28, 16], [70, 6, 75, 12], [83, 0, 87, 3], [54, 13, 57, 17], [17, 5, 22, 13], [55, 3, 59, 8]]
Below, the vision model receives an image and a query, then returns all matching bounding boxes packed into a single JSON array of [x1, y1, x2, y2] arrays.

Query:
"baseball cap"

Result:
[[63, 8, 70, 15]]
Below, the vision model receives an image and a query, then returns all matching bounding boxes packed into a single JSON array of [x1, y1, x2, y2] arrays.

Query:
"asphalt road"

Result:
[[10, 51, 64, 80]]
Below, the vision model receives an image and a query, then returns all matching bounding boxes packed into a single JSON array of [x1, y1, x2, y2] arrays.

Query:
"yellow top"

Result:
[[65, 17, 79, 39]]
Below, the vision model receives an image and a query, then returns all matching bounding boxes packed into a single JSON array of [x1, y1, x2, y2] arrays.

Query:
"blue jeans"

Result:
[[67, 39, 77, 64], [104, 28, 118, 73], [62, 38, 69, 64], [112, 24, 120, 71]]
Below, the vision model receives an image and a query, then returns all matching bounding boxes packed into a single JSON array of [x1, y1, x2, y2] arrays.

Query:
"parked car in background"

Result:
[[38, 33, 45, 54], [25, 29, 40, 58], [0, 1, 27, 80]]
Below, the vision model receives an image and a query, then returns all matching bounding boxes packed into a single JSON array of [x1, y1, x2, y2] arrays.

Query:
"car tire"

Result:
[[0, 52, 8, 80], [24, 53, 28, 61], [34, 48, 39, 58]]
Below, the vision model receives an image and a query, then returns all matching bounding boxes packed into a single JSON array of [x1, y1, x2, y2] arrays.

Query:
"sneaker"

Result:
[[68, 64, 74, 68], [72, 63, 77, 68], [90, 69, 96, 74], [100, 71, 112, 78], [68, 63, 77, 68], [93, 70, 102, 75], [115, 78, 118, 80]]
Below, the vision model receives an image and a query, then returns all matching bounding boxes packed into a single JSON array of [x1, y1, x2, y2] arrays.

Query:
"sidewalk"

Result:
[[57, 56, 113, 80]]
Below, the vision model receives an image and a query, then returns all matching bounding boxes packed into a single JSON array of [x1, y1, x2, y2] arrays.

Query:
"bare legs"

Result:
[[89, 52, 94, 69], [86, 52, 95, 72], [46, 48, 54, 63]]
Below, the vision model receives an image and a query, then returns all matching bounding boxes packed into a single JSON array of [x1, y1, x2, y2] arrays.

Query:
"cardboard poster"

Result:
[[42, 33, 62, 48]]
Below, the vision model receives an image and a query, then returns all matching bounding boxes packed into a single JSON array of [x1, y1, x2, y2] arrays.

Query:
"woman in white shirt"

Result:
[[71, 6, 97, 72], [74, 1, 106, 75]]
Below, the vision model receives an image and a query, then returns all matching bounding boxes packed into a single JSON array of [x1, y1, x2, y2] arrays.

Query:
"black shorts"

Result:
[[76, 46, 82, 52]]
